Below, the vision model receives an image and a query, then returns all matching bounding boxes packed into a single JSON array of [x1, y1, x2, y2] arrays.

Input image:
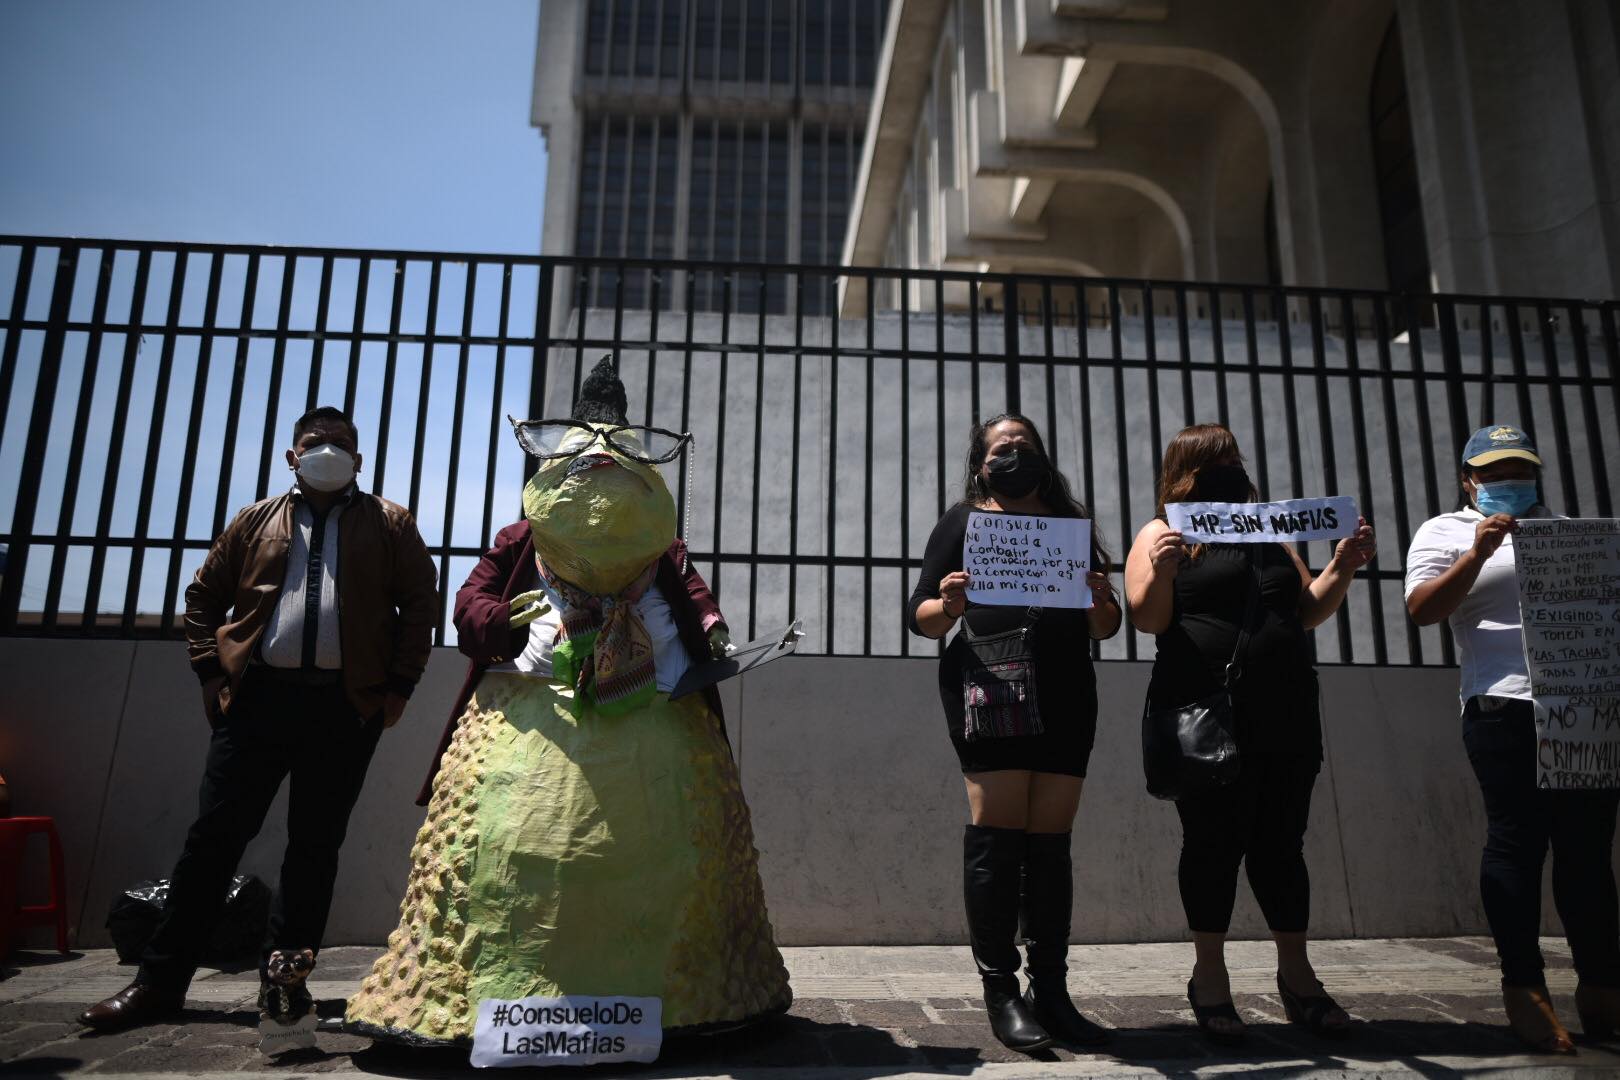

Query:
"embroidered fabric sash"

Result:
[[539, 556, 659, 714]]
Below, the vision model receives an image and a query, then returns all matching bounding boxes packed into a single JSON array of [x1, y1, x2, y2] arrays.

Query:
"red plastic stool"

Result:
[[0, 816, 70, 958]]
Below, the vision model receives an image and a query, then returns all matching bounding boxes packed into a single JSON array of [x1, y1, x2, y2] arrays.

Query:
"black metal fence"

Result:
[[1, 236, 1615, 665]]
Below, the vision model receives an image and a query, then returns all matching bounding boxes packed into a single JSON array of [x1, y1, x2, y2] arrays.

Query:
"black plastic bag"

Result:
[[106, 875, 271, 964]]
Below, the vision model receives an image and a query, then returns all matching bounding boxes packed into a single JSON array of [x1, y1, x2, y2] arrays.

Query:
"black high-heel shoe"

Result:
[[1276, 974, 1351, 1038], [1186, 978, 1245, 1045]]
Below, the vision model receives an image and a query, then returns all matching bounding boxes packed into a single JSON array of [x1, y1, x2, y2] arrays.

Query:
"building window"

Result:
[[575, 115, 678, 310], [1369, 18, 1430, 296]]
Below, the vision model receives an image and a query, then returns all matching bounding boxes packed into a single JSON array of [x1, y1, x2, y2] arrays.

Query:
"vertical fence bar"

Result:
[[1240, 289, 1269, 497], [1371, 295, 1421, 664], [1566, 304, 1611, 518], [1478, 301, 1495, 422], [1002, 274, 1020, 414], [159, 251, 226, 633], [481, 263, 514, 550], [1214, 285, 1233, 427], [827, 271, 840, 652], [787, 270, 804, 624], [711, 271, 733, 602], [1436, 298, 1469, 468], [42, 247, 114, 631], [0, 244, 78, 633], [1406, 292, 1453, 667], [676, 272, 695, 549], [372, 258, 406, 495], [435, 260, 479, 643], [406, 260, 443, 519], [0, 245, 38, 454], [748, 272, 767, 640], [82, 249, 150, 629], [255, 255, 297, 500], [122, 248, 187, 634], [1535, 300, 1580, 514], [900, 274, 914, 656], [523, 261, 555, 495], [1173, 285, 1193, 424], [1143, 282, 1163, 484], [343, 256, 370, 416], [1504, 303, 1539, 450], [306, 255, 334, 408], [1107, 283, 1134, 660], [862, 271, 875, 655], [1339, 292, 1385, 664], [968, 279, 981, 420], [1306, 293, 1350, 661]]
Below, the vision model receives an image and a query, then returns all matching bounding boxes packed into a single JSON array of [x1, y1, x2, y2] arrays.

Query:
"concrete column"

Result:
[[1399, 0, 1620, 298]]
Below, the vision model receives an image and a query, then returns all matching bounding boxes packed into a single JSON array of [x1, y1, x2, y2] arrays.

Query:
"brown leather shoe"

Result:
[[77, 982, 185, 1032], [1577, 983, 1620, 1039], [1503, 985, 1576, 1054]]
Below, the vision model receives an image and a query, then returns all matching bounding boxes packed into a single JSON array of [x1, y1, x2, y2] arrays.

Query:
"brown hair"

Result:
[[1154, 424, 1257, 544]]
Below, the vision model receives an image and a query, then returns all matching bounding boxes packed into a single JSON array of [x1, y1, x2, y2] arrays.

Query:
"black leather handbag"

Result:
[[1141, 551, 1260, 801]]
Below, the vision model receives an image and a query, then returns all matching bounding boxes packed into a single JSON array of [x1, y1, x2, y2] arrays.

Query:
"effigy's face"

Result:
[[523, 425, 676, 595]]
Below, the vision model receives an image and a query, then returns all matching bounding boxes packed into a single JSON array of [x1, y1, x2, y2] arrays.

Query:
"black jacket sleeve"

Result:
[[906, 505, 969, 636]]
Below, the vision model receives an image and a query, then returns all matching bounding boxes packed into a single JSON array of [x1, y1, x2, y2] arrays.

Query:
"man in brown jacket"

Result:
[[80, 406, 439, 1032]]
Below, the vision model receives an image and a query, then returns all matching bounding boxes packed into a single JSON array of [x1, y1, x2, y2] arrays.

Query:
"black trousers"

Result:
[[1463, 697, 1620, 989], [137, 670, 382, 991], [1175, 753, 1319, 935]]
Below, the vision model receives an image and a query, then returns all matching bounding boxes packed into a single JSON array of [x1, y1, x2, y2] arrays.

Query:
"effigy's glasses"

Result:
[[509, 416, 693, 465]]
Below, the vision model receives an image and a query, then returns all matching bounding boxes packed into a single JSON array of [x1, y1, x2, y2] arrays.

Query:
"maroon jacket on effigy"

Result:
[[415, 521, 729, 805]]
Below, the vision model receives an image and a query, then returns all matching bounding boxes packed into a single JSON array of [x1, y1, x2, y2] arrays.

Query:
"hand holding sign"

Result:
[[1332, 517, 1378, 570]]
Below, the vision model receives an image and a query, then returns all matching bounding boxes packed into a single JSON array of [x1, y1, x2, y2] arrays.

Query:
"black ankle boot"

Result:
[[1020, 832, 1110, 1046], [964, 825, 1052, 1053]]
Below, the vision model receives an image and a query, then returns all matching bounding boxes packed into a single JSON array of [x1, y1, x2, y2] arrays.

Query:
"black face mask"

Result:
[[1195, 463, 1251, 502], [984, 449, 1049, 499]]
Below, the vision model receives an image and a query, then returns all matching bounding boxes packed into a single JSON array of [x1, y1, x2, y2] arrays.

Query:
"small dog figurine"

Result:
[[257, 948, 317, 1057]]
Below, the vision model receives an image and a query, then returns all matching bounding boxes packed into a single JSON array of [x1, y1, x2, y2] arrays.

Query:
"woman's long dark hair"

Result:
[[961, 413, 1112, 569]]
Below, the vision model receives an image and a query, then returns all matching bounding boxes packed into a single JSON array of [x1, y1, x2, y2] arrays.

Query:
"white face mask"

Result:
[[296, 444, 357, 492]]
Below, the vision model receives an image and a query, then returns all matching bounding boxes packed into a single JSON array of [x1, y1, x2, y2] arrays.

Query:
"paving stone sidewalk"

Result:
[[4, 938, 1620, 1078]]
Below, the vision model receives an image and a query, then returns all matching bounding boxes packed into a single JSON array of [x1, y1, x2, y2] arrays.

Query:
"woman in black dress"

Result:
[[907, 414, 1121, 1052], [1124, 423, 1374, 1044]]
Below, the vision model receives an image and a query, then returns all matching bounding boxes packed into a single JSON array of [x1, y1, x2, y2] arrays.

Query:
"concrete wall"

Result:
[[4, 638, 1605, 951]]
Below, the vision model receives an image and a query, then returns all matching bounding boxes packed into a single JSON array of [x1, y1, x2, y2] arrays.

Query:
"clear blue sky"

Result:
[[0, 0, 546, 251], [0, 0, 549, 624]]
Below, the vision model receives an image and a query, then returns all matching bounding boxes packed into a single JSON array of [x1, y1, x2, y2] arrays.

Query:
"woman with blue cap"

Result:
[[1406, 424, 1620, 1054]]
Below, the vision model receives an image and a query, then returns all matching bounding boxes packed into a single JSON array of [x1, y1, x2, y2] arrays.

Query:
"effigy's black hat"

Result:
[[571, 355, 628, 425]]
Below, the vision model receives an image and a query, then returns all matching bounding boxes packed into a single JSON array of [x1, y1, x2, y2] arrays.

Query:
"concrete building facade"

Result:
[[843, 0, 1620, 309], [532, 0, 889, 313]]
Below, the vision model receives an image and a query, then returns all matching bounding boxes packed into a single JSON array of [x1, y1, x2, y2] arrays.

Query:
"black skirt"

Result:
[[937, 631, 1099, 776]]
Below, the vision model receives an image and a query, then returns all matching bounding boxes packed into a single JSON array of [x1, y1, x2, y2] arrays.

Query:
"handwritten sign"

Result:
[[1514, 519, 1620, 790], [964, 513, 1091, 608], [1167, 496, 1358, 544], [471, 995, 662, 1068]]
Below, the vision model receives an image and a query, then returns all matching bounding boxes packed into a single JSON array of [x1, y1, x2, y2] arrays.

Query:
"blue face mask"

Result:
[[1474, 480, 1537, 517]]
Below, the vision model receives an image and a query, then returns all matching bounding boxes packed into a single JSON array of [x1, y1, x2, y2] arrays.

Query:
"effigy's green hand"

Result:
[[509, 590, 552, 628]]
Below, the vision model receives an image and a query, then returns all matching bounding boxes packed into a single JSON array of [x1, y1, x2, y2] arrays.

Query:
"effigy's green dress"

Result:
[[343, 672, 789, 1044]]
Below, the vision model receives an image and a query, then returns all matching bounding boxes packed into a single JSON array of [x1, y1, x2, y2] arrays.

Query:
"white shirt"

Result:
[[489, 578, 692, 692], [1404, 505, 1558, 706], [259, 488, 349, 670]]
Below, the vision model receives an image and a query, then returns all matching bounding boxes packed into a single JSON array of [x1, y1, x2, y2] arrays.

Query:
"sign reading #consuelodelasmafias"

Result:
[[1166, 496, 1358, 544], [470, 996, 662, 1068], [964, 512, 1092, 608]]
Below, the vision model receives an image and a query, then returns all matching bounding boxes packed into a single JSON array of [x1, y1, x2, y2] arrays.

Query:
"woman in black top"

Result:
[[907, 414, 1121, 1053], [1125, 424, 1374, 1044]]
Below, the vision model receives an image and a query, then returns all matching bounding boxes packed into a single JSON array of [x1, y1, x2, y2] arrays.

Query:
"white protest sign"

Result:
[[1166, 496, 1358, 544], [964, 512, 1091, 608], [470, 996, 662, 1068], [1513, 518, 1620, 790]]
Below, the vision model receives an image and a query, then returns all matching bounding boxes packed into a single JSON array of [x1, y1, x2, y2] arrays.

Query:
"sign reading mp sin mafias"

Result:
[[1166, 496, 1359, 545], [1513, 519, 1620, 790]]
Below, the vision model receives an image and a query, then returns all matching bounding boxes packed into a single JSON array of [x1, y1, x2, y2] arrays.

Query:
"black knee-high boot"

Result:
[[964, 824, 1052, 1052], [1021, 832, 1111, 1045]]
